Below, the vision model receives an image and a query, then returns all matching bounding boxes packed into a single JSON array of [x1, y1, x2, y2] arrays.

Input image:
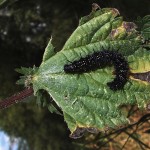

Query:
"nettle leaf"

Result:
[[16, 66, 38, 86], [128, 48, 150, 73], [42, 37, 55, 63], [27, 8, 150, 137], [135, 15, 150, 40]]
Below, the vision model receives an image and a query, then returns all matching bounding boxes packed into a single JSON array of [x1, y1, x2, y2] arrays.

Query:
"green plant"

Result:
[[0, 4, 150, 142]]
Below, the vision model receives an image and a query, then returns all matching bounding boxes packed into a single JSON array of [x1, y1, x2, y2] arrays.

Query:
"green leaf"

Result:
[[22, 7, 150, 136], [15, 67, 34, 75], [128, 48, 150, 73], [48, 104, 62, 115], [15, 66, 38, 86], [42, 37, 55, 63], [135, 15, 150, 40], [62, 8, 140, 56]]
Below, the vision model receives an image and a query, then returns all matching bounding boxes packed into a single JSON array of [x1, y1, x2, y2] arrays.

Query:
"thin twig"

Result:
[[98, 131, 122, 148], [121, 121, 139, 150], [124, 131, 150, 149], [127, 106, 139, 118], [121, 134, 130, 150]]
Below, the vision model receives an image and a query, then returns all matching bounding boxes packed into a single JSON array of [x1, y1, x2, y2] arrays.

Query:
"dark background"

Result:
[[0, 0, 149, 149]]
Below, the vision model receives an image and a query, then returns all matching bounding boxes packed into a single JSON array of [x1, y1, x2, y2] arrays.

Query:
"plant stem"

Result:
[[0, 87, 34, 109]]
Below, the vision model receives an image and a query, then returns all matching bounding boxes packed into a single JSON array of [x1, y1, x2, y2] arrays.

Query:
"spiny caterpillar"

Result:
[[64, 50, 130, 91]]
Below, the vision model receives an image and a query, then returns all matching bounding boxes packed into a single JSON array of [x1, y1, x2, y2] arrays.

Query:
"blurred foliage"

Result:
[[135, 15, 150, 42], [0, 0, 149, 150], [0, 0, 6, 6], [0, 100, 75, 150]]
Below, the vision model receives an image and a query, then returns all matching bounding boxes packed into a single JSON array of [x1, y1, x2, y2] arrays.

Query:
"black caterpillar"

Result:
[[64, 50, 130, 91]]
